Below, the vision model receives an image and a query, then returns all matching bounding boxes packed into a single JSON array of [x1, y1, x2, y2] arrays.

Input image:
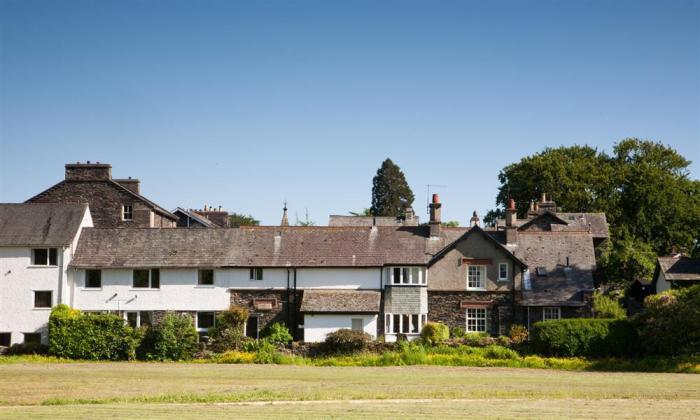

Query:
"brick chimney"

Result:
[[65, 161, 112, 181], [114, 177, 140, 194], [538, 192, 557, 213], [428, 194, 442, 238], [505, 198, 518, 244]]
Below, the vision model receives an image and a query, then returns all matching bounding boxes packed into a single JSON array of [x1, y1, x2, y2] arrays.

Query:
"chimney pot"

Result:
[[541, 192, 547, 203], [507, 198, 515, 210], [432, 193, 440, 204]]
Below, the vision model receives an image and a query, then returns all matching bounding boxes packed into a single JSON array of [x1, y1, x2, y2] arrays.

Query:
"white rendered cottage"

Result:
[[0, 203, 92, 346]]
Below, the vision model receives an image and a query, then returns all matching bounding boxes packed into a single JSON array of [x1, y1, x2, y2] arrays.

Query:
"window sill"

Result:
[[129, 288, 160, 291], [387, 283, 427, 287], [195, 285, 215, 288], [82, 288, 103, 291], [33, 307, 52, 311], [497, 279, 509, 283], [27, 265, 58, 269], [466, 288, 487, 292]]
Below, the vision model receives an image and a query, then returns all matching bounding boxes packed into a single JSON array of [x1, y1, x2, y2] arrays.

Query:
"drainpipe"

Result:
[[57, 247, 65, 305], [286, 268, 291, 333]]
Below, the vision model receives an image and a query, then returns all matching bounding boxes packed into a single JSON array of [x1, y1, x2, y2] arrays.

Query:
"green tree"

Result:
[[488, 139, 700, 285], [370, 158, 415, 217], [228, 213, 260, 227]]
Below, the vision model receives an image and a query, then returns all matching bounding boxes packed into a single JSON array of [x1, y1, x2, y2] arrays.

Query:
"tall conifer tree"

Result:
[[370, 158, 415, 217]]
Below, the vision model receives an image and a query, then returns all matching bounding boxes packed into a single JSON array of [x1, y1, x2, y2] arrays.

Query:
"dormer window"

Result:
[[122, 205, 133, 221]]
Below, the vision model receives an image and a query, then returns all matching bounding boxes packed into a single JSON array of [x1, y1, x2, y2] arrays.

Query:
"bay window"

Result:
[[384, 313, 427, 335], [386, 266, 426, 285]]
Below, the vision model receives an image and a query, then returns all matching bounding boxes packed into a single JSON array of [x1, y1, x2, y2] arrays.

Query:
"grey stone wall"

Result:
[[428, 291, 514, 335], [230, 289, 296, 337]]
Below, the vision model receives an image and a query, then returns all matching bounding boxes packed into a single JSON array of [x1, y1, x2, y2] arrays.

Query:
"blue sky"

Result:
[[1, 0, 698, 225]]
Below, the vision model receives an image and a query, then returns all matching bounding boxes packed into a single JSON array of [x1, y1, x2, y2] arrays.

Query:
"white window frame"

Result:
[[31, 248, 58, 266], [122, 204, 133, 221], [132, 269, 159, 289], [387, 266, 426, 285], [33, 290, 53, 309], [249, 267, 263, 281], [384, 313, 427, 335], [123, 311, 152, 328], [196, 311, 216, 331], [498, 263, 508, 282], [542, 307, 561, 321], [467, 265, 487, 290], [465, 307, 488, 332]]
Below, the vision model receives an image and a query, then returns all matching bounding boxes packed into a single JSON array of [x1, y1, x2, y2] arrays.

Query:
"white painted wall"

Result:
[[296, 268, 380, 289], [656, 271, 670, 293], [303, 314, 377, 342]]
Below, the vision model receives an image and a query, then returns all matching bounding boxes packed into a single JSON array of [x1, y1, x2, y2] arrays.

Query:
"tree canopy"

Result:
[[370, 158, 415, 217], [228, 213, 260, 228], [488, 139, 700, 284]]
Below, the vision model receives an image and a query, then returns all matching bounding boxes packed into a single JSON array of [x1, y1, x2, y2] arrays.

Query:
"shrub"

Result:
[[139, 313, 199, 361], [462, 332, 494, 347], [530, 318, 639, 357], [48, 305, 137, 360], [508, 324, 528, 344], [496, 335, 512, 347], [451, 327, 465, 338], [420, 322, 449, 346], [397, 341, 428, 365], [6, 342, 49, 356], [593, 293, 627, 319], [242, 339, 278, 363], [207, 306, 248, 353], [482, 345, 520, 360], [262, 322, 293, 345], [638, 285, 700, 355], [323, 329, 372, 354]]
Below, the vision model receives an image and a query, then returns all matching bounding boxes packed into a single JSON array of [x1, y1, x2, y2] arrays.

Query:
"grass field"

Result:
[[0, 363, 699, 418]]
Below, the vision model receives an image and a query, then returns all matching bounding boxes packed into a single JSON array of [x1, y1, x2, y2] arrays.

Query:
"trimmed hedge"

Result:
[[530, 318, 640, 358], [48, 305, 137, 360], [420, 322, 449, 346], [323, 329, 372, 354]]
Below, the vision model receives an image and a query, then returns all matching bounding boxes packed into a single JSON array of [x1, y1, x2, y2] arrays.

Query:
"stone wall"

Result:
[[428, 291, 514, 335], [230, 289, 297, 337]]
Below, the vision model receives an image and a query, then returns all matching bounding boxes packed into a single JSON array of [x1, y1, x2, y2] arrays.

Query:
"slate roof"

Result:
[[328, 215, 420, 227], [0, 203, 88, 247], [70, 226, 448, 268], [514, 232, 596, 306], [172, 208, 218, 228], [496, 212, 609, 238], [300, 289, 381, 313], [657, 256, 700, 281]]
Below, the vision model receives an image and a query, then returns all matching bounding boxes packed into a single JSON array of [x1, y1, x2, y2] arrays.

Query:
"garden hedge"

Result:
[[530, 318, 640, 357]]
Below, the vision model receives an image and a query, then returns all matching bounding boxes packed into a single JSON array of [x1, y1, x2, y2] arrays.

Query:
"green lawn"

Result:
[[0, 363, 699, 418]]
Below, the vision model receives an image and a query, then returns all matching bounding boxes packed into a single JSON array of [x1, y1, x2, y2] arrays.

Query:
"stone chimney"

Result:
[[281, 202, 289, 227], [196, 205, 230, 227], [65, 161, 112, 181], [114, 177, 140, 194], [428, 194, 442, 238], [505, 198, 518, 244], [538, 192, 557, 213], [469, 211, 480, 227]]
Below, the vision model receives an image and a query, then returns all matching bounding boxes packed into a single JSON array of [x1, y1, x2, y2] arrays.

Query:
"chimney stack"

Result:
[[505, 198, 518, 244], [428, 194, 442, 238], [65, 162, 112, 181]]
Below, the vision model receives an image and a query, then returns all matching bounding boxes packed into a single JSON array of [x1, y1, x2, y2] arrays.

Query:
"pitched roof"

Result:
[[172, 208, 217, 228], [27, 180, 177, 221], [514, 232, 596, 306], [657, 256, 700, 281], [496, 212, 609, 238], [328, 215, 420, 227], [300, 289, 381, 313], [0, 203, 88, 247], [428, 225, 528, 268]]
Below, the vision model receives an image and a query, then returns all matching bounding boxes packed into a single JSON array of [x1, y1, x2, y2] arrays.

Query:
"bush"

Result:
[[6, 342, 49, 356], [323, 329, 372, 354], [48, 305, 137, 360], [207, 306, 248, 353], [420, 322, 449, 346], [530, 318, 639, 357], [242, 339, 278, 363], [593, 293, 627, 319], [262, 322, 293, 345], [509, 324, 528, 344], [139, 313, 199, 361], [451, 327, 465, 338], [638, 285, 700, 355], [482, 345, 520, 360], [461, 332, 494, 347]]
